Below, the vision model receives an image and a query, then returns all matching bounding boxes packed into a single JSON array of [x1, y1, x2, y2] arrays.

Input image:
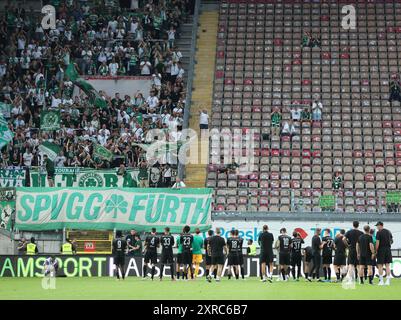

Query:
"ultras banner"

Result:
[[29, 168, 140, 188], [1, 255, 401, 278], [15, 188, 212, 232]]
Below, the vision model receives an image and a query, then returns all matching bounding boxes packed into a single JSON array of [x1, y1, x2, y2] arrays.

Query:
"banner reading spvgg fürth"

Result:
[[15, 188, 212, 232]]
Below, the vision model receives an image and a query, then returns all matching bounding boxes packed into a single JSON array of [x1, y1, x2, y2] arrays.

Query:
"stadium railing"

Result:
[[178, 0, 201, 180]]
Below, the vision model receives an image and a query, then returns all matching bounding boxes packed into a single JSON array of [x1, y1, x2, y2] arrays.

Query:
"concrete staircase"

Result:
[[184, 8, 218, 188], [175, 16, 194, 84]]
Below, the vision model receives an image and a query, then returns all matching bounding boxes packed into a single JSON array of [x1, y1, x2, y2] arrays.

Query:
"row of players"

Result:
[[112, 221, 393, 285]]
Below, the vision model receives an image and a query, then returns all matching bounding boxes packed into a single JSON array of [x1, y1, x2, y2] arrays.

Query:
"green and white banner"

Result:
[[30, 168, 141, 187], [38, 142, 61, 161], [0, 188, 15, 231], [0, 116, 13, 149], [40, 110, 61, 131], [0, 102, 12, 118], [93, 144, 113, 162], [15, 188, 212, 232], [0, 168, 26, 187]]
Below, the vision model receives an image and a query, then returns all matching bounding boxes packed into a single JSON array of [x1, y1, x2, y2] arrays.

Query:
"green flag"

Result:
[[38, 141, 61, 161], [0, 116, 14, 149], [0, 201, 14, 231], [94, 144, 113, 162], [319, 195, 335, 208], [40, 110, 61, 131], [66, 63, 107, 109], [65, 63, 79, 81], [74, 78, 107, 109], [0, 102, 12, 118]]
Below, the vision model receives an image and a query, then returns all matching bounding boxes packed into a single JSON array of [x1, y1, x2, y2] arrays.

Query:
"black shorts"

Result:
[[377, 247, 392, 264], [348, 249, 359, 265], [291, 253, 302, 265], [334, 254, 346, 266], [322, 254, 332, 265], [176, 253, 183, 264], [228, 254, 240, 266], [260, 252, 274, 264], [205, 254, 212, 266], [182, 251, 192, 265], [161, 253, 174, 264], [114, 255, 125, 266], [279, 253, 290, 265], [371, 257, 377, 267], [305, 254, 313, 263], [211, 255, 225, 265], [238, 254, 244, 266], [359, 256, 372, 266], [144, 251, 157, 264]]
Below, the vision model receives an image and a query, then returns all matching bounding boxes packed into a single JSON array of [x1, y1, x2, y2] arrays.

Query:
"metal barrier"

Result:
[[178, 0, 201, 180]]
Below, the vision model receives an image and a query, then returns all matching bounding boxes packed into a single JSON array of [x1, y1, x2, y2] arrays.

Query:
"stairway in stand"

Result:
[[185, 9, 218, 188]]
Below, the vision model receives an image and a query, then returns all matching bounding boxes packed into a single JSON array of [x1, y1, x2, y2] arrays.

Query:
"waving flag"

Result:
[[65, 63, 107, 109], [0, 116, 13, 149], [38, 141, 61, 161]]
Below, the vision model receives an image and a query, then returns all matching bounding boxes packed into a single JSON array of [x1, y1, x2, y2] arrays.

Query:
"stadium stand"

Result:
[[0, 0, 195, 186], [209, 0, 401, 213]]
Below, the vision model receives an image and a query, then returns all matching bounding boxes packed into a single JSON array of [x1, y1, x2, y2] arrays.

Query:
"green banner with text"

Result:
[[15, 188, 212, 232], [30, 168, 140, 188]]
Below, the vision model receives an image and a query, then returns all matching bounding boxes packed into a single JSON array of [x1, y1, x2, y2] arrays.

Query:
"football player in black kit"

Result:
[[227, 229, 240, 280], [207, 228, 227, 282], [258, 225, 274, 283], [180, 225, 194, 280], [143, 228, 160, 280], [333, 229, 347, 282], [322, 228, 334, 282], [375, 221, 393, 286], [204, 229, 214, 279], [276, 228, 292, 281], [112, 230, 127, 280], [303, 245, 313, 282], [235, 229, 245, 279], [310, 228, 323, 282], [290, 231, 304, 281], [356, 225, 375, 285], [159, 227, 175, 281], [343, 221, 363, 282]]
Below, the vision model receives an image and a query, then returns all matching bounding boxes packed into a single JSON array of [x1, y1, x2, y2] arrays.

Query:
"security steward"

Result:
[[61, 238, 76, 255], [26, 237, 39, 255], [247, 239, 257, 256]]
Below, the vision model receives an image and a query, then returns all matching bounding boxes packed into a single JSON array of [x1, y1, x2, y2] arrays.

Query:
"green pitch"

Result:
[[0, 277, 400, 300]]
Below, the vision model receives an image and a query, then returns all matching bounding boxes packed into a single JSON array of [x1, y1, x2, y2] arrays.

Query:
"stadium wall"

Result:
[[73, 76, 152, 98], [1, 255, 400, 278], [210, 219, 401, 249]]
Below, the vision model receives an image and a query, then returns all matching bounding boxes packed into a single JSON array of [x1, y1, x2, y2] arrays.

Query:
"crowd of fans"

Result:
[[0, 0, 194, 187]]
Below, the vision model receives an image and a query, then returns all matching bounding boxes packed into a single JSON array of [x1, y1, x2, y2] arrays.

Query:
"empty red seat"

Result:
[[365, 174, 375, 182], [216, 71, 224, 78], [271, 149, 280, 157]]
